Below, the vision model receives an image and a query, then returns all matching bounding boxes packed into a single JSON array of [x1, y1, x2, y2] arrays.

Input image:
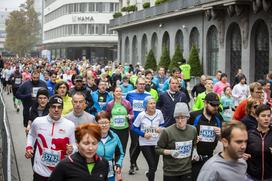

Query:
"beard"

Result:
[[32, 80, 39, 85], [206, 107, 217, 116]]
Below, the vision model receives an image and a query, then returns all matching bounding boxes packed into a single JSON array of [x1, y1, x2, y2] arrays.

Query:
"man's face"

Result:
[[205, 102, 219, 115], [173, 71, 180, 78], [37, 95, 48, 108], [145, 73, 153, 80], [49, 103, 62, 121], [252, 87, 263, 99], [75, 80, 83, 89], [32, 73, 40, 85], [222, 128, 248, 160], [169, 79, 179, 92], [57, 84, 67, 97], [72, 94, 86, 114], [216, 72, 221, 80], [158, 68, 165, 76], [136, 79, 146, 93], [205, 80, 213, 91], [98, 82, 107, 93], [257, 110, 271, 129], [200, 76, 206, 85], [50, 74, 57, 83], [240, 78, 246, 84]]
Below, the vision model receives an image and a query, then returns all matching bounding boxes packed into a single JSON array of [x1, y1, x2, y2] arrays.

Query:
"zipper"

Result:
[[51, 122, 55, 136], [260, 132, 267, 181]]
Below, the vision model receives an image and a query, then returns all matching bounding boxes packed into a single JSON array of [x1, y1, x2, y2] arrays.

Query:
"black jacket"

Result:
[[48, 152, 109, 181], [29, 101, 49, 122], [246, 128, 272, 180], [241, 114, 257, 131]]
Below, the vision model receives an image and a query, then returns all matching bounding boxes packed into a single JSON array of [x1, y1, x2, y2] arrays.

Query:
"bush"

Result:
[[169, 45, 184, 70], [121, 7, 128, 12], [113, 12, 122, 18], [144, 50, 157, 71], [155, 0, 168, 5], [127, 5, 137, 12], [188, 45, 203, 76], [158, 46, 171, 71], [143, 2, 150, 9]]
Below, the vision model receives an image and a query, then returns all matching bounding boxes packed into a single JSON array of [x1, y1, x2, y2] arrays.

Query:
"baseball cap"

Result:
[[74, 75, 83, 82], [204, 92, 220, 105], [49, 95, 63, 108]]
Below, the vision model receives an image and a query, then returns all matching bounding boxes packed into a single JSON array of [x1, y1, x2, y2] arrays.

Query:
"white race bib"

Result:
[[32, 87, 41, 97], [14, 78, 22, 85], [98, 102, 107, 109], [132, 100, 144, 112], [108, 160, 114, 178], [41, 148, 61, 167], [112, 115, 126, 127], [175, 140, 193, 159], [145, 127, 158, 138], [199, 125, 216, 142]]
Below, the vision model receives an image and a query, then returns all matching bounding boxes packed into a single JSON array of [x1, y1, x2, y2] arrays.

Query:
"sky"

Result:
[[0, 0, 26, 11]]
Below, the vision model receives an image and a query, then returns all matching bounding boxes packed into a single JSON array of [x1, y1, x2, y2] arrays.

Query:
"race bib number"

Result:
[[32, 87, 41, 97], [108, 160, 114, 178], [14, 78, 22, 85], [41, 148, 61, 167], [145, 127, 158, 138], [175, 140, 192, 159], [112, 115, 126, 127], [98, 102, 106, 109], [132, 100, 144, 112], [199, 125, 216, 142]]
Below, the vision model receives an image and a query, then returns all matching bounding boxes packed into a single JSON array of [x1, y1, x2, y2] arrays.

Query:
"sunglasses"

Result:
[[209, 102, 219, 107]]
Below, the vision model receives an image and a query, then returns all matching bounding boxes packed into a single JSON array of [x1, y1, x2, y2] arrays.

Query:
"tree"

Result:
[[5, 0, 40, 56], [169, 44, 184, 70], [158, 46, 171, 70], [144, 50, 157, 71], [188, 45, 203, 76]]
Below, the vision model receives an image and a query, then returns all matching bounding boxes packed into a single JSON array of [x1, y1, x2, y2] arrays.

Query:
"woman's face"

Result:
[[225, 87, 232, 96], [97, 118, 110, 134], [57, 84, 67, 97], [257, 110, 271, 129], [77, 134, 98, 161], [146, 99, 156, 112], [114, 87, 122, 99]]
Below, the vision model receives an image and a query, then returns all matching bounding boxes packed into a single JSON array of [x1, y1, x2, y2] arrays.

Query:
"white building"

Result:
[[0, 11, 9, 52], [43, 0, 119, 63]]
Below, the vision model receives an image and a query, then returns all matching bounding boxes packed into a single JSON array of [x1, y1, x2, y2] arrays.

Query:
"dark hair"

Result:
[[255, 104, 271, 117], [223, 86, 231, 93], [169, 77, 178, 84], [171, 68, 180, 74], [221, 121, 247, 142], [54, 81, 69, 95], [95, 111, 110, 122], [75, 123, 101, 143], [144, 69, 153, 76]]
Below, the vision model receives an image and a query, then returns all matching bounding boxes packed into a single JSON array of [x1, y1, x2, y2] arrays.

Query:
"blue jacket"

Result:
[[96, 130, 124, 167], [91, 90, 113, 113], [46, 80, 56, 96]]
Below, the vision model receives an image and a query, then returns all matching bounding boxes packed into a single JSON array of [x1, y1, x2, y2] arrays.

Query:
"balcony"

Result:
[[109, 0, 246, 29]]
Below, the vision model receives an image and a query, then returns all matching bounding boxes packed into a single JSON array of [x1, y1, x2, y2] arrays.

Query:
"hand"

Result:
[[242, 153, 251, 160], [66, 144, 73, 155], [270, 147, 272, 154], [25, 125, 31, 135], [197, 136, 200, 143], [144, 133, 152, 140], [214, 127, 221, 137], [170, 150, 180, 158], [192, 148, 200, 161], [127, 114, 133, 120], [114, 165, 121, 174], [156, 127, 162, 133], [25, 149, 33, 159]]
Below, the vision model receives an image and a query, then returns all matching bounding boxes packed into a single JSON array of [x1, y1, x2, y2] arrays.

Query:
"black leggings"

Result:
[[141, 145, 159, 181], [33, 172, 48, 181], [129, 129, 140, 166], [111, 127, 129, 154]]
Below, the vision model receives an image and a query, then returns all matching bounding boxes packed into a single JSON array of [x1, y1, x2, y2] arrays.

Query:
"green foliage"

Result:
[[169, 45, 184, 70], [5, 0, 40, 56], [127, 5, 137, 12], [121, 7, 127, 12], [144, 50, 157, 71], [158, 46, 171, 71], [113, 12, 123, 18], [188, 45, 203, 76], [143, 2, 150, 9], [155, 0, 168, 5]]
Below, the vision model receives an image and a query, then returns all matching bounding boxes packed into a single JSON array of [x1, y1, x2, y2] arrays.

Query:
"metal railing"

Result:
[[0, 88, 11, 181]]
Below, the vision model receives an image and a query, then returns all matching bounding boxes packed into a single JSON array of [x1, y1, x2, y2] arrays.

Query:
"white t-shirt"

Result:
[[232, 83, 249, 106], [133, 109, 164, 146]]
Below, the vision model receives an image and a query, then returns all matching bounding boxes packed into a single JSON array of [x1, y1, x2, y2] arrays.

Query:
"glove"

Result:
[[192, 148, 200, 161], [170, 150, 180, 158]]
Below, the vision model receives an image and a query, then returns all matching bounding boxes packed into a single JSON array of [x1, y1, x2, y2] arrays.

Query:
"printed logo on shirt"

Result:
[[58, 128, 66, 134], [175, 140, 192, 159], [199, 125, 216, 142], [132, 100, 144, 112]]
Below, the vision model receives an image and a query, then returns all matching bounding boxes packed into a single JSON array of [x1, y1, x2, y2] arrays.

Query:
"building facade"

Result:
[[110, 0, 272, 83], [43, 0, 119, 62], [0, 11, 9, 53]]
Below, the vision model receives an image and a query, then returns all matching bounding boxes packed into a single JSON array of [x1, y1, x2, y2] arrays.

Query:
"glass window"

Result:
[[68, 25, 73, 35], [103, 3, 110, 12], [88, 24, 94, 34], [110, 3, 114, 12], [88, 3, 95, 12], [69, 4, 73, 13], [80, 3, 87, 12], [79, 24, 87, 35], [96, 3, 102, 13], [73, 24, 79, 35], [115, 3, 119, 12]]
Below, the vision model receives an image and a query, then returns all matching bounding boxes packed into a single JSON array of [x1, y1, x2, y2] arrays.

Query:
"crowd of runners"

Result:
[[0, 55, 272, 181]]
